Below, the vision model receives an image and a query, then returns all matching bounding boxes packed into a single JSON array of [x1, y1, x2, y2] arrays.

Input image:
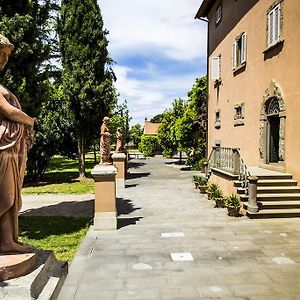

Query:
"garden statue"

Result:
[[115, 127, 125, 153], [100, 116, 111, 164], [0, 34, 35, 254]]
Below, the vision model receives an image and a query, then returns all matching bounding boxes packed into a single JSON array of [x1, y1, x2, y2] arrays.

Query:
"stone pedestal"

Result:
[[112, 152, 127, 189], [91, 164, 117, 230], [0, 252, 36, 281], [247, 176, 259, 213]]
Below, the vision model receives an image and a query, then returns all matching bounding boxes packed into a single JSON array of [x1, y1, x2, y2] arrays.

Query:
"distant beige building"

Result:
[[196, 0, 300, 217], [143, 118, 160, 135]]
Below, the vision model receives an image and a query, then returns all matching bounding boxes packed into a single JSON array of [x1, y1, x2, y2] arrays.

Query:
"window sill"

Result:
[[233, 63, 246, 75], [234, 119, 245, 126], [215, 122, 221, 129], [263, 39, 284, 54]]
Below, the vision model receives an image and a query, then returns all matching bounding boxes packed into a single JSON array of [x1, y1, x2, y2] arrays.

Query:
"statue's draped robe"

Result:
[[100, 124, 111, 164], [116, 132, 124, 153], [0, 90, 26, 242]]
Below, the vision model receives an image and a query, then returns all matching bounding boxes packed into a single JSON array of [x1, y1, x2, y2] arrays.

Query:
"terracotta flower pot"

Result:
[[198, 185, 208, 193], [227, 206, 240, 217], [215, 198, 225, 208]]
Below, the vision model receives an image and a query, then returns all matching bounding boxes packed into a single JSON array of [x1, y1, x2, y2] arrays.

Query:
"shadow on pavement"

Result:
[[20, 200, 94, 218], [126, 172, 150, 179], [117, 198, 141, 216], [117, 217, 143, 229], [117, 198, 142, 229], [127, 161, 146, 169], [165, 160, 186, 166], [125, 183, 138, 188]]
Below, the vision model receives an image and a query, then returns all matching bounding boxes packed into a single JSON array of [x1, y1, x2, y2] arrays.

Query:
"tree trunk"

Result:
[[179, 151, 182, 164], [78, 132, 86, 179], [93, 143, 97, 163]]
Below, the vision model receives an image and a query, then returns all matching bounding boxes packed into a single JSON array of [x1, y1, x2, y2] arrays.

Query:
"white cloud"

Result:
[[114, 65, 204, 125], [98, 0, 207, 125], [99, 0, 207, 61]]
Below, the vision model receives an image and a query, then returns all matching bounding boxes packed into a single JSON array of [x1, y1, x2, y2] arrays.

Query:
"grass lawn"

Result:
[[19, 216, 91, 262], [23, 153, 99, 195]]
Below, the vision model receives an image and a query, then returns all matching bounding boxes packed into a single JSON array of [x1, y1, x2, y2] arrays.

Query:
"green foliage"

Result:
[[225, 194, 242, 208], [23, 154, 97, 195], [58, 0, 117, 177], [175, 76, 207, 161], [139, 135, 158, 157], [157, 77, 207, 160], [0, 1, 60, 181], [208, 184, 223, 199], [150, 113, 164, 123], [0, 0, 54, 115], [26, 82, 78, 181], [19, 216, 90, 262], [129, 123, 143, 147], [193, 175, 208, 187], [109, 100, 131, 146], [157, 98, 185, 157]]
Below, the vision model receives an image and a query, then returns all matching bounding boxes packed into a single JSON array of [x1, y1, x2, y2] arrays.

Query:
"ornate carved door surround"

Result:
[[259, 80, 286, 166]]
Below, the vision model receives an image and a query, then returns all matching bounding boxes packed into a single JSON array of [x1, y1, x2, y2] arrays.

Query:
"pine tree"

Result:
[[58, 0, 117, 178]]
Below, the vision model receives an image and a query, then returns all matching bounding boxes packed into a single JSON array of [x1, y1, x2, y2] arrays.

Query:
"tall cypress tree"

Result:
[[58, 0, 117, 178]]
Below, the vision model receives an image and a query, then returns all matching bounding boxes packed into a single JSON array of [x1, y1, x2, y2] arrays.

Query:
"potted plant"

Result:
[[193, 175, 200, 189], [198, 157, 208, 173], [207, 183, 217, 200], [193, 175, 208, 193], [225, 194, 242, 217], [211, 185, 225, 208]]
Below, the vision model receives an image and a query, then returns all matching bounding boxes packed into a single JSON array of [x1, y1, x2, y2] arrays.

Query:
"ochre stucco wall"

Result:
[[206, 0, 300, 181]]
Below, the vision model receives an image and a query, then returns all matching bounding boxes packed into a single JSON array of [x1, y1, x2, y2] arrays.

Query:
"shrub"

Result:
[[225, 194, 242, 208], [139, 135, 158, 157], [208, 183, 223, 199], [193, 175, 208, 186]]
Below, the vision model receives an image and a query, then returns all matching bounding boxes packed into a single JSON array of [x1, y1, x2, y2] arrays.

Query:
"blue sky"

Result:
[[99, 0, 208, 125]]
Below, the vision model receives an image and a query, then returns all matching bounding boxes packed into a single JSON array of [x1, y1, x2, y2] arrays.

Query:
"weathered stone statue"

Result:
[[100, 116, 111, 164], [0, 34, 35, 254], [115, 127, 125, 153]]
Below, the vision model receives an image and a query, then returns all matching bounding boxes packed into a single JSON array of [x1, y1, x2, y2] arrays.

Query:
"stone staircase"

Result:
[[234, 170, 300, 218]]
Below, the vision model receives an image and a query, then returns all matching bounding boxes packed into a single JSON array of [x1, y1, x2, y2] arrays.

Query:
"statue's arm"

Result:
[[0, 93, 34, 127]]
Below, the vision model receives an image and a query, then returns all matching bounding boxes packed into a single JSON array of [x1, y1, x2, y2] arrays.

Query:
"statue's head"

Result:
[[0, 34, 14, 50], [103, 116, 110, 124], [0, 34, 14, 71]]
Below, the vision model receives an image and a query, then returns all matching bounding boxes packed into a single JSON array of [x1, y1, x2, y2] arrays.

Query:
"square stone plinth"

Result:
[[91, 164, 117, 230], [112, 152, 126, 189]]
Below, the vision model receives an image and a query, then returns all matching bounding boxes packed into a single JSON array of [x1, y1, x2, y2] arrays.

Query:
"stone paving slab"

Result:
[[57, 157, 300, 299]]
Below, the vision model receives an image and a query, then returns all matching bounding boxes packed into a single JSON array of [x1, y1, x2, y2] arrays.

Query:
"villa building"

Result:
[[143, 118, 160, 136], [196, 0, 300, 217]]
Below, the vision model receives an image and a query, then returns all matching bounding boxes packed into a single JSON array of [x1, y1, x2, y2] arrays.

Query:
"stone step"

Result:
[[254, 174, 293, 180], [237, 186, 300, 195], [257, 179, 298, 187], [240, 193, 300, 201], [247, 208, 300, 219], [258, 200, 300, 209], [2, 251, 67, 300]]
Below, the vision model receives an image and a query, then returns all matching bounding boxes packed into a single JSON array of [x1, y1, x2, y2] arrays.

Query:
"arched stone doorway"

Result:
[[259, 81, 286, 166]]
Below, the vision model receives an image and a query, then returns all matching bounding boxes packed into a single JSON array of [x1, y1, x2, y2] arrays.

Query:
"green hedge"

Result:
[[139, 135, 158, 157]]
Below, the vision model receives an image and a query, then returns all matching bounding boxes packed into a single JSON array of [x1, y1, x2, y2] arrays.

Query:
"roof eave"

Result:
[[195, 0, 217, 19]]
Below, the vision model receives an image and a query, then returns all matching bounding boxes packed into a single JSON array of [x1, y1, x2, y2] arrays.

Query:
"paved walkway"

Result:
[[56, 157, 300, 300]]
